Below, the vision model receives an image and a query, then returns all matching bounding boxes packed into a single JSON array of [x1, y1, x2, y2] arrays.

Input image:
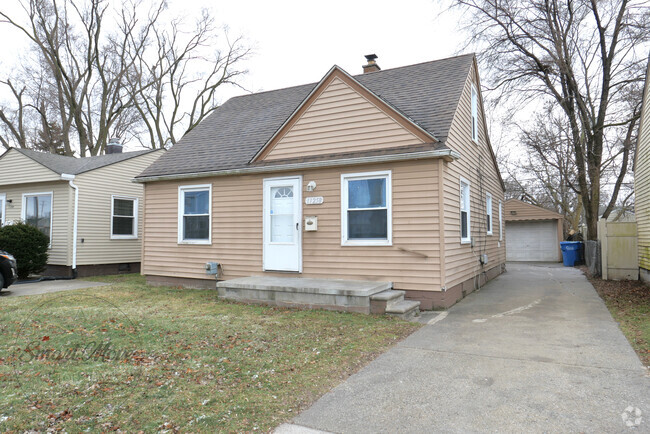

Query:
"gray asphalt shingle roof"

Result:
[[138, 53, 475, 179], [13, 148, 158, 175]]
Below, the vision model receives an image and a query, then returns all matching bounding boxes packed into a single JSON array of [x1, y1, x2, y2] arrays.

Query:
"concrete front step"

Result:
[[369, 290, 405, 314], [217, 276, 392, 314], [385, 300, 421, 320]]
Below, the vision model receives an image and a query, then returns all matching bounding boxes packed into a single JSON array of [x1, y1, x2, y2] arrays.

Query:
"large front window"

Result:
[[23, 193, 53, 241], [341, 171, 391, 246], [178, 185, 211, 244]]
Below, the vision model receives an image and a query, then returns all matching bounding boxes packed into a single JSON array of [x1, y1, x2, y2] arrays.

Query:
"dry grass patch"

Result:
[[0, 274, 420, 432]]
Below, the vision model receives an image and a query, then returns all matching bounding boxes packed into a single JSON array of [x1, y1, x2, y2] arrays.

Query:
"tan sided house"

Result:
[[635, 56, 650, 282], [0, 144, 164, 277], [135, 54, 506, 311]]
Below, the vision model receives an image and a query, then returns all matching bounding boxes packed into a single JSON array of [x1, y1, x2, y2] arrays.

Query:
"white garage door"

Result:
[[506, 220, 559, 262]]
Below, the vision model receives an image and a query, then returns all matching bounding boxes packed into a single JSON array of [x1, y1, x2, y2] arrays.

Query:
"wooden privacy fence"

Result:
[[597, 219, 638, 280]]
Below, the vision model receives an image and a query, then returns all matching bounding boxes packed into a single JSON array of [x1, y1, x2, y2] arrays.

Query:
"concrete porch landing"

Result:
[[217, 276, 419, 317]]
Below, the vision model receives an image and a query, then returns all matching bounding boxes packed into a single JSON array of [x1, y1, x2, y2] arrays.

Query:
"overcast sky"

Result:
[[0, 0, 469, 152]]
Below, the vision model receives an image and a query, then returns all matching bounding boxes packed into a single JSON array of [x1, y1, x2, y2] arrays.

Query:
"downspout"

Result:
[[61, 173, 78, 278]]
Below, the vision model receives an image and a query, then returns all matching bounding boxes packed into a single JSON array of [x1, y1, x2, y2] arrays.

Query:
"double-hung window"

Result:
[[486, 193, 493, 235], [460, 178, 471, 244], [22, 192, 53, 242], [111, 196, 138, 239], [471, 84, 479, 143], [499, 200, 503, 241], [341, 171, 392, 246], [178, 184, 211, 244], [0, 193, 5, 226]]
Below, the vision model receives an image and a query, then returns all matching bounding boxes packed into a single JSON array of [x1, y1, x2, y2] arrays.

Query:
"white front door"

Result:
[[263, 177, 302, 272]]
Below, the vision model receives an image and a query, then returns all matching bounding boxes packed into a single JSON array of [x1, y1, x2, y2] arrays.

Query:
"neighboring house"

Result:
[[135, 54, 506, 309], [0, 145, 164, 277], [504, 199, 563, 262], [636, 56, 650, 282]]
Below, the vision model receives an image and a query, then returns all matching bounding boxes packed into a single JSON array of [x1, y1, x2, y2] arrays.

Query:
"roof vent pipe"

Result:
[[363, 54, 381, 73], [106, 137, 123, 154]]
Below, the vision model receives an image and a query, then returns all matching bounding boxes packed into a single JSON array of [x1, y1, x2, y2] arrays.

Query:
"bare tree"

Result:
[[452, 0, 649, 239], [0, 0, 248, 155], [128, 11, 249, 148]]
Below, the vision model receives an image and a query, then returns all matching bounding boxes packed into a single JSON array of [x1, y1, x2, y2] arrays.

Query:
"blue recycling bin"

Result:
[[560, 241, 583, 267]]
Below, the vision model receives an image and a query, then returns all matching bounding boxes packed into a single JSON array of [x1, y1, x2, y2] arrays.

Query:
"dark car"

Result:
[[0, 250, 18, 290]]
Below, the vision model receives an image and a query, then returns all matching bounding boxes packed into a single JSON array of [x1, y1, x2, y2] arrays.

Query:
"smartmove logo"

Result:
[[3, 293, 166, 429], [10, 294, 143, 367], [17, 337, 139, 364]]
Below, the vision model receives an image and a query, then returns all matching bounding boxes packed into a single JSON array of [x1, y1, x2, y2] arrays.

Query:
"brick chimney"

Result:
[[106, 137, 123, 154], [363, 54, 381, 73]]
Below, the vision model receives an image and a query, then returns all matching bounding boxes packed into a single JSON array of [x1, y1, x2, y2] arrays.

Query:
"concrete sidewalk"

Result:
[[0, 279, 109, 297], [279, 263, 649, 433]]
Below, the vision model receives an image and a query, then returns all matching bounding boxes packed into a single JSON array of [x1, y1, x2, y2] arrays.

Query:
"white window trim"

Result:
[[460, 177, 471, 244], [178, 184, 212, 245], [110, 195, 138, 240], [341, 170, 392, 246], [22, 191, 54, 247], [486, 192, 493, 235], [0, 193, 5, 226], [499, 200, 503, 241], [471, 84, 479, 143]]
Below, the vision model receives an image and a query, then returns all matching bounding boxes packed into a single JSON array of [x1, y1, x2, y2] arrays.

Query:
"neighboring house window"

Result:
[[111, 196, 138, 239], [178, 184, 211, 244], [22, 192, 53, 242], [460, 178, 471, 244], [0, 193, 5, 226], [341, 171, 392, 246], [499, 200, 503, 241], [486, 193, 493, 235], [471, 84, 478, 143]]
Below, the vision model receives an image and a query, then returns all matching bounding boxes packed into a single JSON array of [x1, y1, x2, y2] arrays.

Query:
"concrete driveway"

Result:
[[280, 263, 649, 433], [0, 279, 109, 297]]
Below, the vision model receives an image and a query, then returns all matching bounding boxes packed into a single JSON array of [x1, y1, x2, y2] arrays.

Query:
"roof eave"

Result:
[[134, 148, 460, 183]]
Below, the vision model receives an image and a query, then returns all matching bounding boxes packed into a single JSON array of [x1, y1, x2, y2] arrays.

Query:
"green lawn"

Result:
[[0, 274, 420, 432]]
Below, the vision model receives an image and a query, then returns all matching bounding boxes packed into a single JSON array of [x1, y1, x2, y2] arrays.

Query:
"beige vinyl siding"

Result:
[[0, 181, 72, 265], [262, 77, 424, 161], [504, 199, 563, 221], [74, 151, 163, 265], [636, 62, 650, 270], [142, 160, 443, 292], [0, 151, 61, 184], [441, 61, 506, 289]]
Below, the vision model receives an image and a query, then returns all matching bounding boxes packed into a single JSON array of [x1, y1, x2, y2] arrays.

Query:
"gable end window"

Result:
[[22, 192, 53, 243], [471, 84, 479, 143], [486, 193, 493, 235], [111, 196, 138, 239], [341, 171, 392, 246], [460, 178, 471, 244], [178, 184, 212, 244]]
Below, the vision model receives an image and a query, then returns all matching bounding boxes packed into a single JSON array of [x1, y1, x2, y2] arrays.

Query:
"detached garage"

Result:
[[505, 199, 564, 262]]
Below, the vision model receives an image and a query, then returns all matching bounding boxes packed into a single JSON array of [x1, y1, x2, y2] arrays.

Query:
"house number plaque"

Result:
[[305, 196, 324, 205]]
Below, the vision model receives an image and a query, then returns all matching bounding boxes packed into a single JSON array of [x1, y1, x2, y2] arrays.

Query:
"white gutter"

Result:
[[61, 173, 79, 276], [134, 148, 461, 183]]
